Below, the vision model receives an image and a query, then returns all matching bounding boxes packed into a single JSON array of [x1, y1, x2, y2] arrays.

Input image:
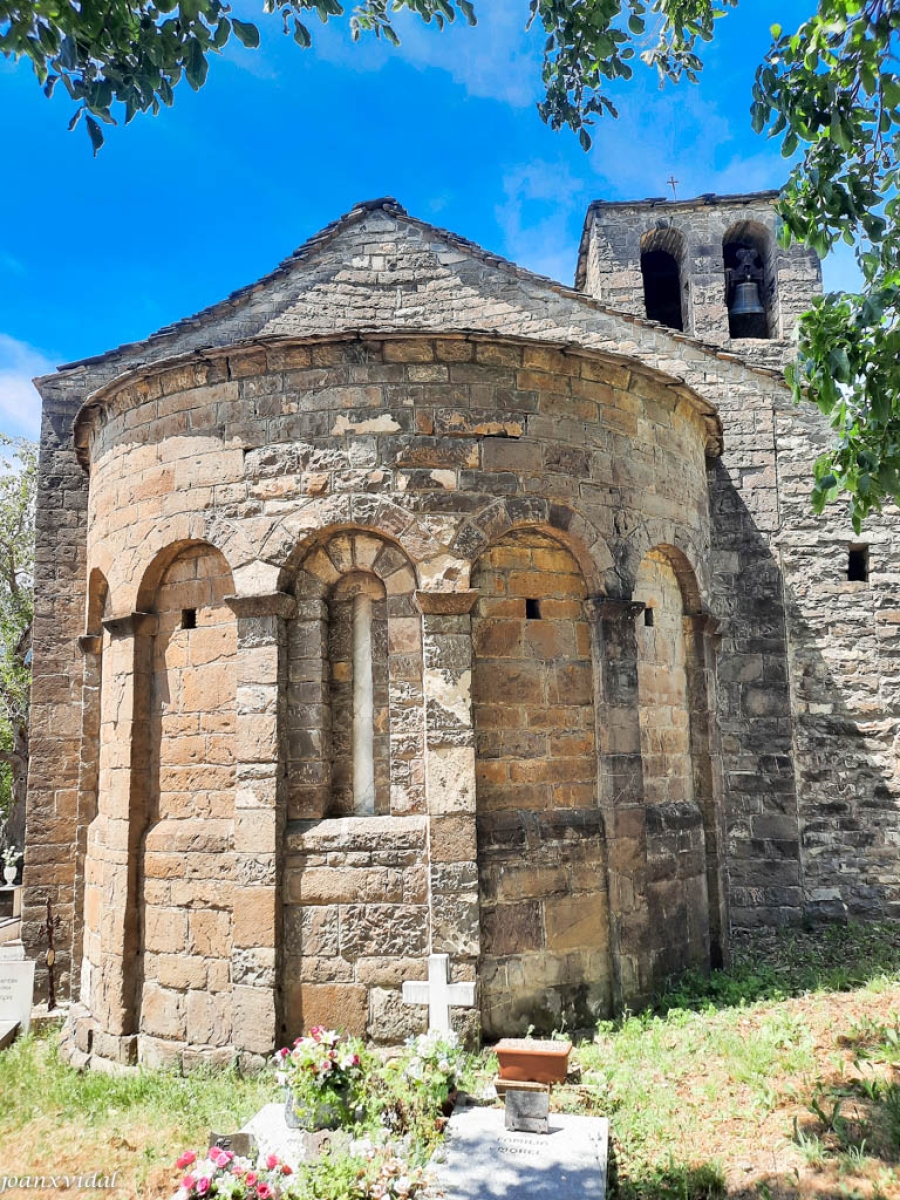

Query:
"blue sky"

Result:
[[0, 0, 855, 440]]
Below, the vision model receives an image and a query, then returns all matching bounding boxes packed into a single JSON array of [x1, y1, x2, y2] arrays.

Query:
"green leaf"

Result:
[[232, 19, 260, 48], [184, 38, 208, 89], [85, 113, 104, 154]]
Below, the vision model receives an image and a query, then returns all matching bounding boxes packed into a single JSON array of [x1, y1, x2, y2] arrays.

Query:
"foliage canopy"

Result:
[[2, 0, 900, 525], [0, 437, 36, 847]]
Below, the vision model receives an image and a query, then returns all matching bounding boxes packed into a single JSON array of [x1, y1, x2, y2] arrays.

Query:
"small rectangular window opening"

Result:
[[644, 607, 655, 627], [848, 546, 869, 583], [525, 598, 542, 620], [181, 608, 197, 630]]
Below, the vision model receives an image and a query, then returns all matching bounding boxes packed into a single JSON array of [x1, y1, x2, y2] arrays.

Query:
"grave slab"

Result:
[[0, 1019, 19, 1052], [239, 1103, 315, 1172], [0, 960, 35, 1035], [431, 1100, 608, 1200]]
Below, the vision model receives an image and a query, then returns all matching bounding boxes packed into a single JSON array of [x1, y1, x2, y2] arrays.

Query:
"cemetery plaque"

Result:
[[432, 1100, 608, 1200], [0, 959, 35, 1036], [209, 1133, 257, 1158]]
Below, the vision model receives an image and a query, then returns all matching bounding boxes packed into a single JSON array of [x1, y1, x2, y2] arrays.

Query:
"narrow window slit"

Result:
[[352, 591, 376, 815], [526, 598, 542, 620], [848, 546, 869, 583], [181, 608, 197, 630], [644, 607, 655, 627]]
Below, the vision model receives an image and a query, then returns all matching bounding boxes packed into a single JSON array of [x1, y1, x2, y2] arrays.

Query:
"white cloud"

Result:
[[494, 160, 589, 284], [0, 335, 54, 441], [283, 0, 542, 107]]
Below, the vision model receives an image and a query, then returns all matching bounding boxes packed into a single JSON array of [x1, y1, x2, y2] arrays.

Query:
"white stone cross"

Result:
[[402, 954, 475, 1035]]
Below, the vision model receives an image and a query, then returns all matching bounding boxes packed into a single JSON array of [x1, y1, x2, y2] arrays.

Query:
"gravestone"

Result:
[[401, 954, 475, 1035], [0, 959, 35, 1049], [432, 1100, 608, 1199]]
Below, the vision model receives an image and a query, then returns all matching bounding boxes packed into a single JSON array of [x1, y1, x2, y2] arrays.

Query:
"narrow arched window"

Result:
[[328, 572, 389, 816], [641, 249, 684, 330]]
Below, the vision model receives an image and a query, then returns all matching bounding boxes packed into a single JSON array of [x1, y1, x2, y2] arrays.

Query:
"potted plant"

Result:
[[494, 1037, 573, 1085], [275, 1026, 366, 1131], [2, 845, 20, 887]]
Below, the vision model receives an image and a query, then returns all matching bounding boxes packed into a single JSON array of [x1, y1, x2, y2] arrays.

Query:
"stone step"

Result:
[[0, 917, 22, 946]]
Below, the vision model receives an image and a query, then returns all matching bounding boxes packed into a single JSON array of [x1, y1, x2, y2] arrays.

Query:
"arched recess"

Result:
[[472, 527, 612, 1036], [281, 530, 428, 1041], [633, 546, 725, 976], [641, 227, 687, 332], [285, 530, 422, 821], [135, 542, 238, 1053], [75, 568, 110, 1005], [723, 220, 777, 340]]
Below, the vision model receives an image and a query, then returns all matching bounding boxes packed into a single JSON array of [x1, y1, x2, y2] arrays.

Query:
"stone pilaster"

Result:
[[225, 592, 295, 1066], [94, 611, 157, 1060], [584, 596, 650, 1009], [71, 633, 103, 1001], [683, 612, 730, 967], [416, 590, 480, 1028]]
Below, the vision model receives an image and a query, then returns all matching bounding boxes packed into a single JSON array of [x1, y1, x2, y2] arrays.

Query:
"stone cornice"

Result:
[[415, 590, 479, 615], [224, 593, 297, 619]]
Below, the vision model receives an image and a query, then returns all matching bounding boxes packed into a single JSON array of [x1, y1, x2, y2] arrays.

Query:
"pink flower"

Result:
[[257, 1185, 273, 1200], [182, 1176, 195, 1190], [266, 1155, 279, 1170], [176, 1152, 197, 1170], [196, 1178, 211, 1195], [246, 1174, 258, 1187]]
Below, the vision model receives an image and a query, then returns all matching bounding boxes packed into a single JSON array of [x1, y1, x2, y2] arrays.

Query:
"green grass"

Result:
[[4, 923, 900, 1198], [568, 922, 900, 1198], [0, 1028, 270, 1136]]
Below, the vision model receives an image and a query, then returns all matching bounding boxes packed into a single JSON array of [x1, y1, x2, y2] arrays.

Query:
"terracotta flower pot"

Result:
[[495, 1038, 573, 1085]]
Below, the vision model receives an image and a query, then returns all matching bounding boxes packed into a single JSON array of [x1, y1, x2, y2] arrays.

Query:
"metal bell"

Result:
[[729, 278, 765, 317]]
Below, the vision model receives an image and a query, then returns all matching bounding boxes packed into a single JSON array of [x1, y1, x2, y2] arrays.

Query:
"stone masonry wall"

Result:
[[774, 392, 900, 921], [472, 529, 610, 1036], [138, 545, 237, 1066], [62, 331, 714, 1061], [634, 549, 710, 976], [24, 387, 90, 1004]]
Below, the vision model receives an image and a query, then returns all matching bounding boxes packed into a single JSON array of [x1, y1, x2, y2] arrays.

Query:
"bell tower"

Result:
[[574, 190, 822, 368]]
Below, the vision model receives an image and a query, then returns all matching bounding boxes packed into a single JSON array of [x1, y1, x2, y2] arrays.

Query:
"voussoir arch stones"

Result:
[[615, 519, 712, 613], [452, 499, 613, 596], [256, 497, 457, 594]]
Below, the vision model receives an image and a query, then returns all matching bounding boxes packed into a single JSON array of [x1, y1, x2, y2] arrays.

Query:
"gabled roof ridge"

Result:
[[48, 197, 786, 388]]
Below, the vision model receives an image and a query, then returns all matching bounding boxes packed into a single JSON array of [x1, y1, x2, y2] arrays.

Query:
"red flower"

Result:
[[176, 1152, 197, 1170], [266, 1155, 279, 1170], [280, 1166, 293, 1177], [257, 1185, 273, 1200], [181, 1176, 195, 1190]]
